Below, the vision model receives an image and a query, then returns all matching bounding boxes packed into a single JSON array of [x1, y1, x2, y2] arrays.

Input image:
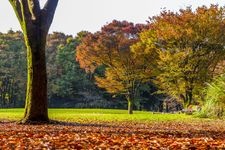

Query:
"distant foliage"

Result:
[[0, 77, 16, 107], [0, 31, 108, 108], [0, 31, 26, 107], [46, 32, 110, 108]]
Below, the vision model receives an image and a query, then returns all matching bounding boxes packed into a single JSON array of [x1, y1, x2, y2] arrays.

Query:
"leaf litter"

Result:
[[0, 120, 224, 149]]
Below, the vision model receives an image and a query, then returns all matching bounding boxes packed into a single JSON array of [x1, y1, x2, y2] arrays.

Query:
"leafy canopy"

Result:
[[133, 5, 225, 107]]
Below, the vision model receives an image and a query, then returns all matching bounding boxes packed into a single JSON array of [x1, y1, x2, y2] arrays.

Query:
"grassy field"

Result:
[[0, 108, 198, 123]]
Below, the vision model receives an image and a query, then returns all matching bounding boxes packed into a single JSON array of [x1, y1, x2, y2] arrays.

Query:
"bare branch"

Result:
[[41, 0, 59, 32], [8, 0, 23, 23], [20, 0, 32, 22], [27, 0, 41, 20]]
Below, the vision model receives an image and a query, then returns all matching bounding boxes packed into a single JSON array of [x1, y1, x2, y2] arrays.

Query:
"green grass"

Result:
[[0, 108, 197, 123]]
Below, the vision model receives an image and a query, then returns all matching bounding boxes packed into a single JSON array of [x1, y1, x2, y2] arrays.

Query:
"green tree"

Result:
[[53, 37, 92, 98], [9, 0, 59, 123], [46, 32, 71, 100]]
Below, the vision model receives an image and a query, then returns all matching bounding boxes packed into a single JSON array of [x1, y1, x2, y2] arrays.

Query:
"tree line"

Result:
[[0, 30, 159, 110], [76, 5, 225, 114]]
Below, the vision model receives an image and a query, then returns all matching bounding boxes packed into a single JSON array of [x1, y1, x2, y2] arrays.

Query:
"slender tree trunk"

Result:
[[165, 102, 169, 112], [188, 91, 192, 106], [127, 96, 134, 114], [185, 88, 193, 108]]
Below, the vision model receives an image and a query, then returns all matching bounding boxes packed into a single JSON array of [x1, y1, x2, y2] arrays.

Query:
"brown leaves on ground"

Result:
[[0, 120, 225, 149]]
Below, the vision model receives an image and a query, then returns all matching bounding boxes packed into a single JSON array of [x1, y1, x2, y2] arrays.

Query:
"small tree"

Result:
[[9, 0, 58, 123]]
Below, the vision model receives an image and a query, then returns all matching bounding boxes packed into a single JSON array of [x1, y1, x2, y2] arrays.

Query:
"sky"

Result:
[[0, 0, 224, 36]]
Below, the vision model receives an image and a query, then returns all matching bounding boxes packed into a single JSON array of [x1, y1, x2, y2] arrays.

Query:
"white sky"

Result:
[[0, 0, 224, 36]]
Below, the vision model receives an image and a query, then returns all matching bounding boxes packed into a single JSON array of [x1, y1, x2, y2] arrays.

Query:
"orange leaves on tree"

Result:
[[134, 5, 225, 107], [76, 20, 152, 114]]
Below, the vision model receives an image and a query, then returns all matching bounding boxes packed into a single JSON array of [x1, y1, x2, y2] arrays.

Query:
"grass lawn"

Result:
[[0, 108, 196, 123]]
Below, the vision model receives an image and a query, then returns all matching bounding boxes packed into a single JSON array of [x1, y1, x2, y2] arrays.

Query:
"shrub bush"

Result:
[[199, 75, 225, 118]]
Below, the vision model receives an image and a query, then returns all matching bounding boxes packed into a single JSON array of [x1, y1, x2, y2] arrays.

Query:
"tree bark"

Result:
[[22, 29, 48, 122], [184, 87, 193, 108], [9, 0, 58, 123], [127, 96, 134, 114]]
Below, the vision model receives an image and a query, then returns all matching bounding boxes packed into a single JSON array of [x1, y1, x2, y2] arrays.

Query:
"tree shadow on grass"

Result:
[[1, 120, 225, 139], [49, 119, 114, 128]]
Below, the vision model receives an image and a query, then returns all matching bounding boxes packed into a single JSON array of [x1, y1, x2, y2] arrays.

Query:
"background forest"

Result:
[[0, 30, 160, 110]]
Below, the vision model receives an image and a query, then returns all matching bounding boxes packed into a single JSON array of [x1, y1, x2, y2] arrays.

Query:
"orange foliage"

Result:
[[76, 20, 151, 95]]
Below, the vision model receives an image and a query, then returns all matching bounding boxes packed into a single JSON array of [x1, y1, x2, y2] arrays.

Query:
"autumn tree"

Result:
[[9, 0, 59, 123], [77, 20, 152, 114], [133, 5, 225, 107]]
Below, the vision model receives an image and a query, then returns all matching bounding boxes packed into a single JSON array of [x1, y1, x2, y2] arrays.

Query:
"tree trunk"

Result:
[[21, 30, 49, 123], [9, 0, 59, 123], [187, 91, 192, 106], [184, 88, 193, 108], [127, 97, 133, 114]]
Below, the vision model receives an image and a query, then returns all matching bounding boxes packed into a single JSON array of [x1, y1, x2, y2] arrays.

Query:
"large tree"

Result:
[[9, 0, 58, 123], [133, 5, 225, 107]]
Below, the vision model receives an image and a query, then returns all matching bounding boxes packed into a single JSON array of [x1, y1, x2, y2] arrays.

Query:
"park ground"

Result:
[[0, 109, 225, 149]]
